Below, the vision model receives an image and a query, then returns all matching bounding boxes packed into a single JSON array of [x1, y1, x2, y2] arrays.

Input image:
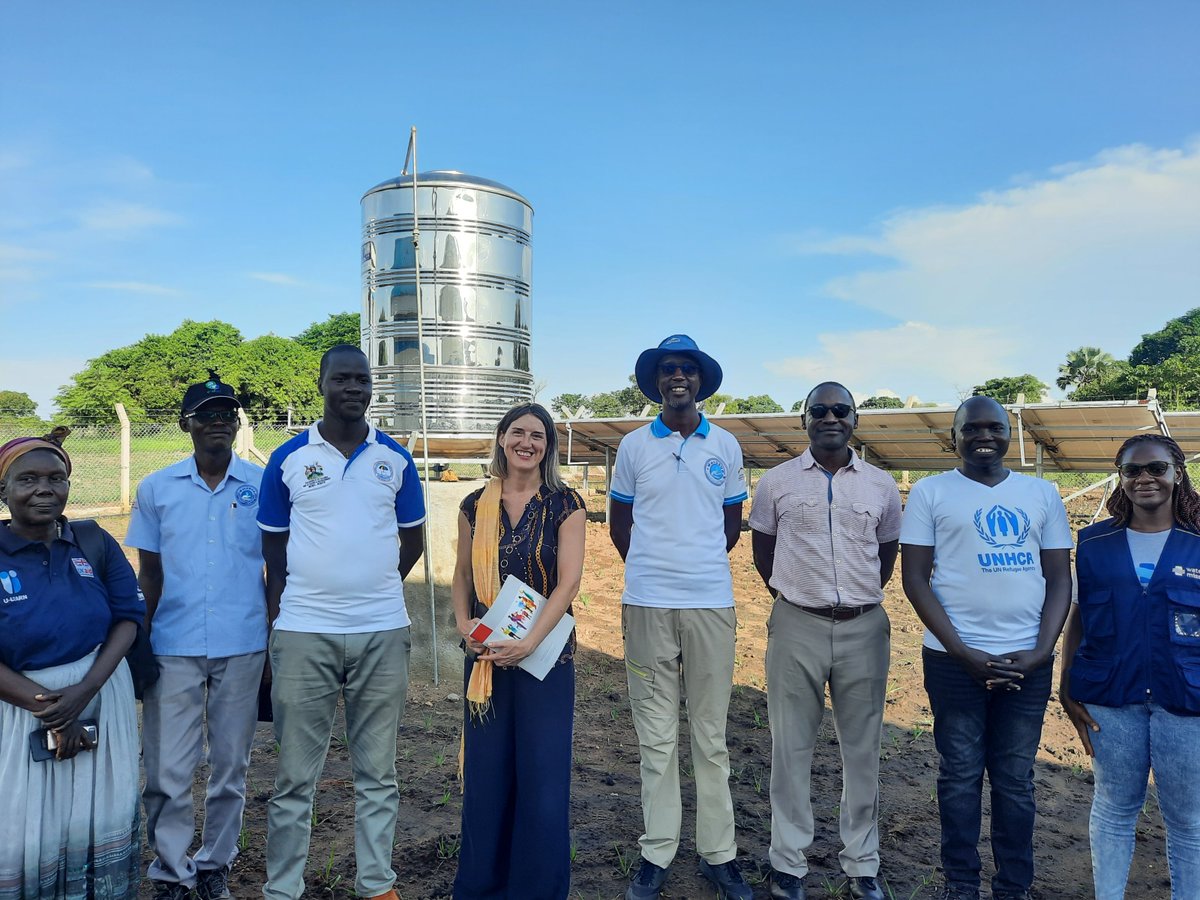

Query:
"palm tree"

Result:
[[1057, 346, 1116, 391]]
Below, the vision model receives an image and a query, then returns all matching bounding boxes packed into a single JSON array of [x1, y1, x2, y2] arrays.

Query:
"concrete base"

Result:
[[403, 478, 485, 682]]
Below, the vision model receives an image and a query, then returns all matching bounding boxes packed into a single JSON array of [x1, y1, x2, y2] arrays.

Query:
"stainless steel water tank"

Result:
[[361, 171, 533, 436]]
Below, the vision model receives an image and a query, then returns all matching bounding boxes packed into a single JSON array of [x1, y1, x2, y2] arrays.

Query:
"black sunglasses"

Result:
[[1118, 461, 1173, 478], [186, 409, 239, 424], [807, 403, 854, 420], [658, 362, 699, 377]]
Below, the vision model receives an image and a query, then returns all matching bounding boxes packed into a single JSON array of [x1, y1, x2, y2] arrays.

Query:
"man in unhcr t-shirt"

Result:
[[900, 395, 1072, 900]]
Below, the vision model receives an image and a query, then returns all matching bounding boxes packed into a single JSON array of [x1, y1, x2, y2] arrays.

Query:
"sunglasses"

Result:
[[185, 409, 240, 424], [1118, 461, 1173, 478], [658, 362, 699, 377], [807, 403, 854, 420]]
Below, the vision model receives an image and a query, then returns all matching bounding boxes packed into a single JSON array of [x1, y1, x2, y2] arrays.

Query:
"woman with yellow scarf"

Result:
[[451, 403, 586, 900]]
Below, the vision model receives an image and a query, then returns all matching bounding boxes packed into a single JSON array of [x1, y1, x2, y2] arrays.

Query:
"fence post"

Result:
[[115, 403, 131, 512], [236, 410, 250, 459]]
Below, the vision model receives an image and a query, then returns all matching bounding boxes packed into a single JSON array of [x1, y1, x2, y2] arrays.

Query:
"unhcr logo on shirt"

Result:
[[974, 505, 1037, 573]]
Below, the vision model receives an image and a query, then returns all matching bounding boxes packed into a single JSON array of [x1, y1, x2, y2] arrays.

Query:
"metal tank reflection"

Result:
[[361, 171, 533, 435]]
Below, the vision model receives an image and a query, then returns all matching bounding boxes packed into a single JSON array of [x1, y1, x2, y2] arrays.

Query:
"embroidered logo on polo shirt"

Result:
[[303, 462, 331, 489], [374, 461, 394, 483], [1, 569, 28, 602], [235, 484, 259, 507], [71, 557, 95, 578], [704, 457, 727, 486]]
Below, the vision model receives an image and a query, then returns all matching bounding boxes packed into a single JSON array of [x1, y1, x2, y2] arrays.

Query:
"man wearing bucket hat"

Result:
[[125, 372, 267, 900], [609, 335, 751, 900]]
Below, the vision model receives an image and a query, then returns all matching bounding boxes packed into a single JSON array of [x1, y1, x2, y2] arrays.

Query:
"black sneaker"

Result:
[[940, 885, 980, 900], [625, 859, 669, 900], [196, 866, 232, 900], [699, 858, 753, 900], [151, 882, 194, 900]]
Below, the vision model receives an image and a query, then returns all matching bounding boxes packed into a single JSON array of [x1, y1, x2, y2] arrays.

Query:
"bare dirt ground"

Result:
[[106, 491, 1176, 899]]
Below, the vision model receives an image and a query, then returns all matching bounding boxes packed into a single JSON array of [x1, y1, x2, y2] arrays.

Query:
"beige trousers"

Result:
[[622, 604, 738, 867], [766, 600, 890, 878]]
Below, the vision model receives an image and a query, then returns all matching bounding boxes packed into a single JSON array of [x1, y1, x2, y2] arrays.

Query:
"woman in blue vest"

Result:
[[1061, 433, 1200, 900]]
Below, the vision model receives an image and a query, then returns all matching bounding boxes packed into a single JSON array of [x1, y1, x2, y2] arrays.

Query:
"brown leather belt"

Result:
[[779, 596, 880, 621]]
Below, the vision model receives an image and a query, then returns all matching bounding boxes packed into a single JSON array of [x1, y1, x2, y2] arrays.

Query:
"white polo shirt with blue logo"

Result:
[[610, 413, 748, 609], [256, 422, 426, 634], [125, 455, 267, 658]]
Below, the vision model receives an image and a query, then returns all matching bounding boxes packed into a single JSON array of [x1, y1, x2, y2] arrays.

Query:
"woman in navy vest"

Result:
[[1061, 433, 1200, 899]]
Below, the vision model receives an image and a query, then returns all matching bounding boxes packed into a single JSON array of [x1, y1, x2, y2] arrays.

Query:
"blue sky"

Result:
[[2, 2, 1198, 416]]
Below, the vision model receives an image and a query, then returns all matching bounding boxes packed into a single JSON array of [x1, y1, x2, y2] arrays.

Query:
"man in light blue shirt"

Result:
[[125, 374, 268, 900]]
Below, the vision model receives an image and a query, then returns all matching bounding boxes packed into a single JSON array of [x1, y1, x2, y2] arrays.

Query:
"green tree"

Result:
[[550, 393, 586, 417], [971, 375, 1048, 404], [294, 312, 362, 352], [1056, 346, 1116, 392], [224, 335, 323, 417], [586, 376, 651, 418], [860, 395, 904, 409], [701, 392, 735, 414], [55, 320, 244, 421], [790, 400, 804, 412], [730, 394, 784, 414], [1129, 308, 1200, 367], [0, 390, 38, 417]]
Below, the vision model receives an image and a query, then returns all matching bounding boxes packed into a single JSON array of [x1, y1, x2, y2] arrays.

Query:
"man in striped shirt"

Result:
[[749, 382, 902, 900]]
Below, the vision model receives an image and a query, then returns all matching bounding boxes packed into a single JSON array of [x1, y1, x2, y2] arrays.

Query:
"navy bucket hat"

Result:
[[634, 334, 723, 403]]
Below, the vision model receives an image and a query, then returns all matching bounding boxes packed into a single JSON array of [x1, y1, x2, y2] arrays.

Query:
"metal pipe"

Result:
[[407, 127, 439, 686]]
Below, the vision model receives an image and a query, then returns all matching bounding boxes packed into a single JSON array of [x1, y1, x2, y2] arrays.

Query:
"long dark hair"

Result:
[[1107, 434, 1200, 531], [488, 402, 564, 491]]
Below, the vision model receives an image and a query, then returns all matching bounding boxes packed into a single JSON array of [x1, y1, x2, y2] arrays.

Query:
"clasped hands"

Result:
[[955, 647, 1050, 691], [457, 618, 534, 667], [32, 681, 98, 761]]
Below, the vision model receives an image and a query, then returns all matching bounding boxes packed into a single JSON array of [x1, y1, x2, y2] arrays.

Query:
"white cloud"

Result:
[[75, 202, 183, 235], [771, 141, 1200, 400], [248, 271, 307, 287], [84, 281, 181, 296], [766, 321, 1015, 404], [0, 243, 54, 286]]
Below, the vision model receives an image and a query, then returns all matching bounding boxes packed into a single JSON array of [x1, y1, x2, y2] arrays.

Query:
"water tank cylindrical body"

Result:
[[361, 170, 533, 436]]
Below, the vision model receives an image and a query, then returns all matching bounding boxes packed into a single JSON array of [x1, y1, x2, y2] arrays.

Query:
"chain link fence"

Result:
[[0, 410, 307, 518], [5, 408, 1178, 520]]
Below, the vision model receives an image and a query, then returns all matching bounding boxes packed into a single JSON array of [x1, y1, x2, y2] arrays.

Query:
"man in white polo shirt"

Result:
[[256, 345, 425, 900], [609, 334, 751, 900], [749, 382, 901, 900], [126, 373, 267, 900]]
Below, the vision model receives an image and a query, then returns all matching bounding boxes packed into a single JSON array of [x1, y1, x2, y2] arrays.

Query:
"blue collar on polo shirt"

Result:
[[650, 413, 711, 439]]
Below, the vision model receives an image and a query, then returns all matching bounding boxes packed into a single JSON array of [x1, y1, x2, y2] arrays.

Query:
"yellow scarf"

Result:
[[460, 477, 504, 784], [467, 477, 504, 715]]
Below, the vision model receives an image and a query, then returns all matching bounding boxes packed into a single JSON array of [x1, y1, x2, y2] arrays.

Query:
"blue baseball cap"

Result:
[[634, 334, 723, 403]]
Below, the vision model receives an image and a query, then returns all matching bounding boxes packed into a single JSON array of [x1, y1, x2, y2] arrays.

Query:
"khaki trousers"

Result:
[[263, 627, 411, 900], [766, 600, 890, 878], [622, 604, 738, 867]]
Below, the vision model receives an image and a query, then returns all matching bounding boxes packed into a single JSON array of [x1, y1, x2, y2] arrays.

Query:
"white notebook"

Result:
[[468, 575, 574, 681]]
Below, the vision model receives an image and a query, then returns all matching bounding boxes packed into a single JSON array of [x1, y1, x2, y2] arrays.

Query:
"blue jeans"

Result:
[[922, 649, 1052, 896], [1088, 701, 1200, 900]]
